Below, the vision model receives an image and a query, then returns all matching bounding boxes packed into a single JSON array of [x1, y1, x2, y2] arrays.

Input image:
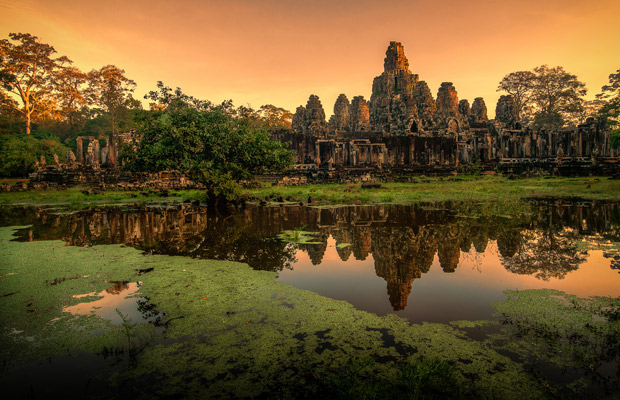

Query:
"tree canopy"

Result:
[[498, 65, 587, 129], [597, 69, 620, 148], [123, 84, 293, 205], [0, 33, 68, 134]]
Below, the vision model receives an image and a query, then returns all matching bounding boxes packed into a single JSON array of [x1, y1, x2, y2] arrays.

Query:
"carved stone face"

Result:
[[448, 119, 458, 133]]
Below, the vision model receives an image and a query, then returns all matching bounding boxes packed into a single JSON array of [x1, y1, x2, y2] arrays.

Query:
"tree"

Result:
[[258, 104, 293, 130], [531, 65, 587, 129], [500, 228, 586, 281], [596, 69, 620, 148], [0, 33, 68, 134], [54, 65, 89, 129], [124, 84, 293, 206], [497, 70, 536, 122], [87, 65, 138, 137], [144, 80, 211, 111], [498, 65, 587, 129]]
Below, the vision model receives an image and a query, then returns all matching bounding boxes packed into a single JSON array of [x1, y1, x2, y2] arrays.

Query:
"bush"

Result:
[[0, 134, 68, 177]]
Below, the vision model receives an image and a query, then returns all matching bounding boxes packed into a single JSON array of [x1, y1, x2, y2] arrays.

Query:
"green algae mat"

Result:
[[1, 226, 618, 399]]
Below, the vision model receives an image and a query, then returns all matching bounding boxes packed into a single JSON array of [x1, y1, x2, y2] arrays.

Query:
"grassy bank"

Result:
[[1, 176, 619, 208], [250, 176, 620, 204]]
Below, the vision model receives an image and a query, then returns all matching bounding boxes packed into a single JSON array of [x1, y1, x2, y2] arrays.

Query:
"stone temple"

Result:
[[272, 41, 617, 176]]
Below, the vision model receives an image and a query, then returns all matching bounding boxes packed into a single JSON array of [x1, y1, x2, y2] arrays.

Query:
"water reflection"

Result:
[[3, 201, 620, 316]]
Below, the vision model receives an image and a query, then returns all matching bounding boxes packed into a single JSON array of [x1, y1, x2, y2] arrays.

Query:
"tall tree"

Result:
[[531, 65, 587, 129], [0, 33, 68, 134], [596, 69, 620, 148], [497, 70, 536, 123], [498, 65, 587, 129], [54, 64, 89, 129], [87, 65, 137, 136]]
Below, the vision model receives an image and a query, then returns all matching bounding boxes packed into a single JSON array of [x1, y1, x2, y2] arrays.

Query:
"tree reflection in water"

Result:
[[5, 200, 620, 312]]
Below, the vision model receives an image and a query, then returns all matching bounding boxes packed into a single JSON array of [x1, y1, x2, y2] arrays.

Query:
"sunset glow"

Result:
[[2, 0, 618, 117]]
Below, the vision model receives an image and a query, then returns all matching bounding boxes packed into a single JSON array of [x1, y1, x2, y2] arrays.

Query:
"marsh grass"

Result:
[[247, 176, 620, 205], [2, 177, 620, 208]]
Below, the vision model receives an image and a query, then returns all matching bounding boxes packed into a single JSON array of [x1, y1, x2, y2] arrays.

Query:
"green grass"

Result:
[[1, 176, 620, 208], [247, 176, 620, 204], [0, 186, 185, 208]]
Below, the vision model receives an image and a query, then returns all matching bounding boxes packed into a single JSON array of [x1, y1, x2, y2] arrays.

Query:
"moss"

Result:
[[0, 227, 155, 369], [276, 229, 322, 244], [487, 289, 620, 398], [0, 225, 548, 398]]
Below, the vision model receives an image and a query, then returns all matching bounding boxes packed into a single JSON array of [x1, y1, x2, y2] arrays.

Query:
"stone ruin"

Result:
[[20, 130, 201, 192], [275, 41, 618, 176], [24, 40, 618, 192]]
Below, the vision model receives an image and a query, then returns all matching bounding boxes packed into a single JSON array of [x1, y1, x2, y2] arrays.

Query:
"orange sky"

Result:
[[1, 0, 619, 118]]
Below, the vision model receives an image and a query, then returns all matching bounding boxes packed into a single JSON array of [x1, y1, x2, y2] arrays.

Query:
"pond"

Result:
[[1, 200, 619, 398]]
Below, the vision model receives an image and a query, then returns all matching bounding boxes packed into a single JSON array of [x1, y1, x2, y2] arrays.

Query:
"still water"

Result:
[[3, 200, 619, 324]]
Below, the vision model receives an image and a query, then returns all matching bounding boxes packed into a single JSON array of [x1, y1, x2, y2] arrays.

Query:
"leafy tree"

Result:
[[87, 65, 138, 137], [124, 84, 293, 206], [258, 104, 293, 130], [497, 70, 536, 122], [0, 33, 69, 134], [144, 81, 211, 111], [54, 65, 89, 129], [596, 69, 620, 148], [531, 65, 587, 129], [498, 65, 587, 129]]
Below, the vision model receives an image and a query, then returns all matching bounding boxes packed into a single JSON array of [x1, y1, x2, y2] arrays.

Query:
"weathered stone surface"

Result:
[[435, 82, 459, 118], [413, 81, 436, 129], [435, 82, 464, 132], [66, 150, 76, 164], [495, 95, 516, 127], [459, 100, 470, 120], [369, 41, 420, 136], [303, 95, 328, 137], [349, 96, 370, 132], [30, 40, 618, 185], [292, 106, 305, 133], [328, 94, 350, 131], [470, 97, 488, 124]]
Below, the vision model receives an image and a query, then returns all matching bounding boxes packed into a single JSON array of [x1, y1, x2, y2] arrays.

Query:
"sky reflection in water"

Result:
[[3, 201, 619, 324]]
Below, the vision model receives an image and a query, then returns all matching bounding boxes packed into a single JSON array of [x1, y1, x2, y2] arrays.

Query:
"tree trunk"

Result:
[[26, 112, 31, 135]]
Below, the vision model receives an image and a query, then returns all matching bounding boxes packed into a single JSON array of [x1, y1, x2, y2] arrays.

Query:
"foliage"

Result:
[[0, 32, 145, 151], [258, 104, 293, 130], [123, 84, 293, 205], [597, 69, 620, 148], [53, 65, 89, 127], [531, 65, 587, 128], [498, 65, 587, 128], [0, 133, 68, 177], [87, 65, 139, 136], [497, 70, 536, 121], [0, 33, 69, 134], [144, 80, 212, 111]]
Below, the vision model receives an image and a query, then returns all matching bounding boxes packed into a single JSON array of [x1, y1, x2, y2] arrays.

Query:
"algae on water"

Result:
[[6, 224, 619, 398]]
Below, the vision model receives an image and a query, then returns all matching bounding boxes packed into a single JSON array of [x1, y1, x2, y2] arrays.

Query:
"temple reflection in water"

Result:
[[5, 201, 619, 312]]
